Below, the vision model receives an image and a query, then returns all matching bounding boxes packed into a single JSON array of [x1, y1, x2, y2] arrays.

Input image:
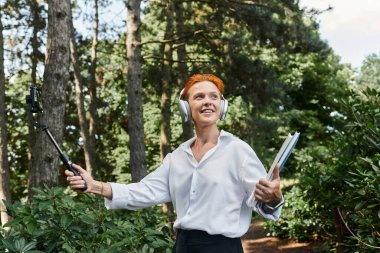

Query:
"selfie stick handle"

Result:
[[41, 125, 87, 190]]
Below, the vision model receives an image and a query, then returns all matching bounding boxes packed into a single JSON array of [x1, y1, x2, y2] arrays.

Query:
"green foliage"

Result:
[[143, 99, 161, 173], [266, 87, 380, 251], [5, 73, 33, 198], [334, 87, 380, 251], [265, 143, 337, 246], [1, 186, 174, 253], [5, 0, 348, 198], [356, 53, 380, 89], [4, 1, 377, 251], [268, 186, 327, 241]]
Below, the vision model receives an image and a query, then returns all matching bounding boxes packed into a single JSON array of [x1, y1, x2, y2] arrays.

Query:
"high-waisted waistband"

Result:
[[176, 229, 233, 243], [173, 229, 243, 253]]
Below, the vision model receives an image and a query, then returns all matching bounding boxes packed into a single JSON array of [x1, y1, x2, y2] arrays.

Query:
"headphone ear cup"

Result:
[[219, 98, 228, 120], [178, 90, 191, 122]]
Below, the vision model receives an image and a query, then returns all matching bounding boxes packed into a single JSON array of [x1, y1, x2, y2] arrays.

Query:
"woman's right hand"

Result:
[[65, 163, 94, 193], [65, 164, 113, 199]]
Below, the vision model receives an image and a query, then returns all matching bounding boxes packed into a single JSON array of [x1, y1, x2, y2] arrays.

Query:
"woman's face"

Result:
[[187, 81, 222, 127]]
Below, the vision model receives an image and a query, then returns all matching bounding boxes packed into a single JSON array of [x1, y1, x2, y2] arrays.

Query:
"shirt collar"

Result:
[[180, 130, 232, 154]]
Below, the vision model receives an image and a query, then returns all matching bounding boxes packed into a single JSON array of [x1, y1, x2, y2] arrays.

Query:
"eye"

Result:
[[194, 94, 203, 100], [211, 94, 219, 99]]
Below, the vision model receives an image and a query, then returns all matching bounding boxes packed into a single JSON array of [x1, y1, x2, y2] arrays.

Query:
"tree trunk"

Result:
[[88, 0, 99, 175], [0, 10, 12, 225], [126, 0, 147, 182], [160, 0, 173, 162], [28, 0, 71, 198], [160, 0, 174, 215], [174, 0, 193, 141], [69, 5, 97, 175], [27, 0, 43, 189], [29, 0, 41, 86]]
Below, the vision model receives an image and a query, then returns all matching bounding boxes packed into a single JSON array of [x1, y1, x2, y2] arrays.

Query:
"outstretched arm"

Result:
[[65, 163, 113, 200]]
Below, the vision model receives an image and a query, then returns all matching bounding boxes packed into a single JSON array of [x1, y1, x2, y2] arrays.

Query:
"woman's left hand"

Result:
[[254, 164, 282, 205]]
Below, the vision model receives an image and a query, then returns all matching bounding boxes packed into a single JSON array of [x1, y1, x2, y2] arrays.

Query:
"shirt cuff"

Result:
[[255, 196, 284, 221], [262, 195, 284, 213], [104, 182, 131, 210], [246, 189, 283, 220]]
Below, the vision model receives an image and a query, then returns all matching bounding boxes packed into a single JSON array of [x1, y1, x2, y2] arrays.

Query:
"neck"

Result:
[[193, 125, 220, 146]]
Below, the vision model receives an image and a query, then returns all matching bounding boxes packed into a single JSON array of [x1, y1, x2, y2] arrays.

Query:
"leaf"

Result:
[[142, 244, 149, 253], [38, 200, 54, 210], [344, 180, 355, 187], [371, 164, 380, 173], [360, 157, 380, 173], [14, 238, 26, 251], [79, 215, 95, 225], [354, 201, 366, 211], [22, 241, 37, 251], [2, 199, 13, 215], [347, 171, 360, 177], [364, 135, 379, 150], [27, 221, 37, 235], [367, 203, 379, 209], [47, 241, 57, 253], [1, 239, 15, 251], [60, 214, 73, 229], [3, 217, 23, 227]]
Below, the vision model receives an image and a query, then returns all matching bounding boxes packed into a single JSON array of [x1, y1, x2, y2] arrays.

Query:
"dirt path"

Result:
[[241, 219, 322, 253]]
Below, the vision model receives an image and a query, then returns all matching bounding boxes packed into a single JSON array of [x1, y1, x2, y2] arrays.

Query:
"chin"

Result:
[[196, 118, 218, 126]]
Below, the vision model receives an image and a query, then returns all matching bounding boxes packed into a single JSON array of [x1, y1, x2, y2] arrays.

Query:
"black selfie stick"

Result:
[[26, 86, 87, 190]]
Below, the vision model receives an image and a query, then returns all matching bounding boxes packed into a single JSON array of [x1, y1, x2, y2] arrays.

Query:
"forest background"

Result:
[[0, 0, 379, 252]]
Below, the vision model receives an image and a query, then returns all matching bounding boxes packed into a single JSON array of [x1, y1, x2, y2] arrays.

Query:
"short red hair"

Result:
[[181, 74, 224, 99]]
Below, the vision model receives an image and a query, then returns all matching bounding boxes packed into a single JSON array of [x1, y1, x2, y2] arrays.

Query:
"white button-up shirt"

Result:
[[105, 130, 281, 238]]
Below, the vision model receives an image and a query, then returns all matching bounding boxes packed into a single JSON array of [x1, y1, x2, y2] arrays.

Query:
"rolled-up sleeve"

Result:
[[105, 154, 172, 210]]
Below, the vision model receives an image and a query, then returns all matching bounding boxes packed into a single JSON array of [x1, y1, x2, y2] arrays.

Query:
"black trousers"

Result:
[[173, 229, 244, 253]]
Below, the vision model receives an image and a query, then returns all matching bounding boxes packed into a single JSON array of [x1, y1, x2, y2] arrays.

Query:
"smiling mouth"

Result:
[[201, 109, 214, 113]]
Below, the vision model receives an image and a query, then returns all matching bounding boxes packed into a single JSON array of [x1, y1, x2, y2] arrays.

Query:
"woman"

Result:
[[66, 74, 283, 253]]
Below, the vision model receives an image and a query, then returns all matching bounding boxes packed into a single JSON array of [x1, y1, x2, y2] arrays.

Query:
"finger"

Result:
[[64, 170, 74, 177], [255, 182, 269, 193], [72, 163, 86, 174], [255, 190, 276, 204], [272, 164, 281, 180], [69, 180, 87, 190], [254, 191, 266, 202], [70, 180, 86, 187], [258, 178, 271, 187], [67, 175, 84, 181], [254, 186, 268, 199], [69, 179, 82, 186]]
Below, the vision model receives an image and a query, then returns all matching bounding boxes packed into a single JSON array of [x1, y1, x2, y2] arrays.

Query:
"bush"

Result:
[[334, 88, 380, 251], [265, 144, 336, 245], [1, 186, 174, 253], [265, 87, 380, 252]]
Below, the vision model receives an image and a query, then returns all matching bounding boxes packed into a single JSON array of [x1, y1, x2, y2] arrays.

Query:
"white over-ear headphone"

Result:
[[178, 89, 228, 122]]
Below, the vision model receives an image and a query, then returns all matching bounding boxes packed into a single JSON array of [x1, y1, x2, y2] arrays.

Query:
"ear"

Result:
[[178, 89, 191, 122]]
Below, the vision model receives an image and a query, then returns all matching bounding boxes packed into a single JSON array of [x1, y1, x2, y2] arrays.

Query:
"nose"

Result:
[[203, 96, 213, 105]]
